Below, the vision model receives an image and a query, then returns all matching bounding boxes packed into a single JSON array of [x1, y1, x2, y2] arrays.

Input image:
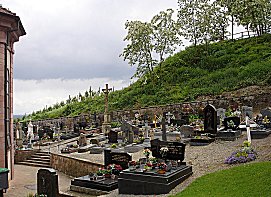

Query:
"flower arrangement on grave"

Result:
[[158, 162, 167, 170], [143, 148, 151, 159], [129, 160, 137, 166], [157, 162, 167, 174], [144, 162, 153, 171], [225, 140, 257, 164], [160, 147, 169, 158], [227, 120, 235, 128], [96, 168, 111, 176], [107, 164, 123, 175], [263, 116, 270, 124]]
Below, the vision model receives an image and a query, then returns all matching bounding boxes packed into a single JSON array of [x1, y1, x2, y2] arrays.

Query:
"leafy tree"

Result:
[[121, 9, 181, 79], [151, 9, 182, 68], [178, 0, 229, 46]]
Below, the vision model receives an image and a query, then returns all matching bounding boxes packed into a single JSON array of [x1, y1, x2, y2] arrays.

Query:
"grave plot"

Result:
[[71, 149, 131, 192], [216, 116, 242, 141], [118, 139, 192, 195], [250, 108, 271, 139], [190, 104, 217, 145]]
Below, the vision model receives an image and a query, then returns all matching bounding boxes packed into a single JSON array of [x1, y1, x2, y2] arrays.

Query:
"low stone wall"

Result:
[[14, 149, 40, 163], [50, 153, 104, 177]]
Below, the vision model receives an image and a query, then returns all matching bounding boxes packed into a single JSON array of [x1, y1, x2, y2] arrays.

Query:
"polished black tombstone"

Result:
[[108, 130, 118, 143], [204, 104, 217, 134], [150, 139, 185, 161], [250, 129, 271, 139], [104, 149, 131, 169], [37, 168, 59, 197]]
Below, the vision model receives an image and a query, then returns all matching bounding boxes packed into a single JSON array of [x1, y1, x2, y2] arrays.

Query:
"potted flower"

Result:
[[157, 162, 167, 174], [144, 162, 153, 171], [106, 164, 123, 176]]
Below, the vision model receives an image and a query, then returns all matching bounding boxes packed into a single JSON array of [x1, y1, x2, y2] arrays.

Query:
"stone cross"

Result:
[[102, 84, 112, 115]]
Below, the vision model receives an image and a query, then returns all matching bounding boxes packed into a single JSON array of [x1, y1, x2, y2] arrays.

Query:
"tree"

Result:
[[178, 0, 229, 46], [121, 20, 154, 78], [218, 0, 271, 36], [151, 9, 182, 69], [121, 9, 181, 79], [177, 0, 202, 46]]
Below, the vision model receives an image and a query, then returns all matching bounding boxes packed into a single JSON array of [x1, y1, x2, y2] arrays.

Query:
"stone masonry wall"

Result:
[[50, 153, 104, 177]]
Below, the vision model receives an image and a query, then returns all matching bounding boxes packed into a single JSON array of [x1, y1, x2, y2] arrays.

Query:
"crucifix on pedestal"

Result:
[[102, 84, 112, 135]]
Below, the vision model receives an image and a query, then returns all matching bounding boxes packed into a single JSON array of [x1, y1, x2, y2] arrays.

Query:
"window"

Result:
[[6, 49, 11, 148]]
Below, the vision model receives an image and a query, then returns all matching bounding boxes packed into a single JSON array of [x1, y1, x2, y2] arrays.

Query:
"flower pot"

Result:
[[157, 169, 166, 174]]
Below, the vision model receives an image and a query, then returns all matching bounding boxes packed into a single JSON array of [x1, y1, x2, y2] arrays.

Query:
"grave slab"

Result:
[[71, 175, 118, 192], [118, 165, 192, 195], [216, 130, 242, 141]]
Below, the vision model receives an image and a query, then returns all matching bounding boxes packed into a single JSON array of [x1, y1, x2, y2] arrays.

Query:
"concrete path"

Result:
[[5, 164, 73, 197]]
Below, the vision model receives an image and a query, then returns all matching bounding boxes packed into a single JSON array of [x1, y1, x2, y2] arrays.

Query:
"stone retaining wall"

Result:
[[50, 153, 104, 177], [14, 149, 40, 163]]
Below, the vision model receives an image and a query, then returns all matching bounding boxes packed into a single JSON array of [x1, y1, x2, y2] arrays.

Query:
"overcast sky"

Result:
[[2, 0, 178, 114]]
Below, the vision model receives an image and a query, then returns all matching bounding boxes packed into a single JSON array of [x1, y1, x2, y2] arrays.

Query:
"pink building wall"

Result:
[[0, 6, 25, 179]]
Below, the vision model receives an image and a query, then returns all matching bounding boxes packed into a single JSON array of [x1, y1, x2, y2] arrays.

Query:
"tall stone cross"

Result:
[[102, 84, 112, 115], [102, 84, 112, 134]]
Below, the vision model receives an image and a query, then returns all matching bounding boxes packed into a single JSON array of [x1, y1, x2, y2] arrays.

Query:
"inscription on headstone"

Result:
[[150, 139, 185, 161], [104, 149, 132, 169]]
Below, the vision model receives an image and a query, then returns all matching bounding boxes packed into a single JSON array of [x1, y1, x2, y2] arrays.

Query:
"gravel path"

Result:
[[103, 133, 271, 197]]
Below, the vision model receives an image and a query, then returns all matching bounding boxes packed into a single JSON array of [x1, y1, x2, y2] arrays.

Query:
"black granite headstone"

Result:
[[150, 139, 186, 161], [37, 168, 59, 197], [104, 149, 132, 169], [223, 117, 240, 130], [108, 130, 118, 143], [204, 104, 217, 134], [261, 108, 271, 119]]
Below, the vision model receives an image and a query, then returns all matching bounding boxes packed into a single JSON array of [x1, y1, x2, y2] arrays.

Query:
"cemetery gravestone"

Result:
[[108, 130, 118, 143], [261, 108, 271, 119], [150, 139, 186, 161], [217, 108, 226, 122], [242, 106, 253, 119], [223, 117, 241, 130], [104, 149, 131, 169], [37, 169, 59, 197], [180, 125, 194, 138], [204, 104, 217, 134], [78, 133, 87, 146]]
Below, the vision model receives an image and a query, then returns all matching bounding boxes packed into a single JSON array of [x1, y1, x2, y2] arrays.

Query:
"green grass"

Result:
[[172, 161, 271, 197]]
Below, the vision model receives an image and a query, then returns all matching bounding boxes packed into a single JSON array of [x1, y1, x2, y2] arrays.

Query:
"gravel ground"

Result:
[[102, 133, 271, 197]]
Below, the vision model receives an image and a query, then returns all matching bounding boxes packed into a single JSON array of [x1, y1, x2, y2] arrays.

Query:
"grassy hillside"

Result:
[[25, 34, 271, 121]]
